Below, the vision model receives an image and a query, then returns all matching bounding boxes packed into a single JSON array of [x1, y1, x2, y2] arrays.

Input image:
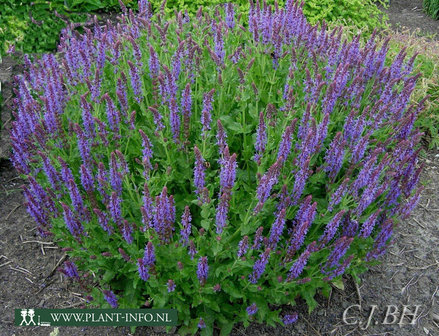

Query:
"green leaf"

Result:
[[102, 270, 115, 282], [302, 288, 318, 314], [331, 278, 345, 291]]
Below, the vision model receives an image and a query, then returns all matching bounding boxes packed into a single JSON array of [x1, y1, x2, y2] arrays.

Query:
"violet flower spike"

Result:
[[93, 208, 112, 235], [216, 119, 227, 155], [61, 203, 84, 240], [141, 183, 153, 230], [324, 236, 353, 272], [197, 256, 208, 285], [328, 178, 350, 212], [103, 290, 118, 308], [283, 313, 299, 325], [252, 226, 264, 250], [249, 248, 271, 284], [167, 279, 176, 292], [127, 60, 142, 102], [193, 146, 206, 195], [139, 129, 153, 173], [201, 89, 215, 135], [215, 192, 231, 234], [246, 303, 258, 316], [237, 236, 249, 258], [62, 260, 79, 279], [286, 248, 311, 281], [188, 240, 197, 259], [137, 258, 150, 281], [108, 191, 122, 224], [254, 111, 267, 163], [80, 164, 94, 193], [319, 210, 346, 246], [198, 318, 206, 329], [180, 206, 192, 246], [268, 208, 286, 249], [219, 152, 237, 192]]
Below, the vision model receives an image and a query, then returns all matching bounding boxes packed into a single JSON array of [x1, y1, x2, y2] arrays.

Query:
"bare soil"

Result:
[[1, 1, 438, 335], [383, 0, 439, 38]]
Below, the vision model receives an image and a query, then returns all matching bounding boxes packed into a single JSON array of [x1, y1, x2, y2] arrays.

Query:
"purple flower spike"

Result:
[[122, 220, 133, 244], [141, 183, 153, 231], [193, 146, 206, 195], [93, 208, 112, 235], [328, 178, 350, 212], [359, 209, 382, 238], [252, 226, 264, 250], [167, 279, 176, 292], [197, 256, 209, 285], [254, 112, 267, 163], [277, 123, 294, 162], [39, 152, 60, 190], [225, 3, 235, 29], [283, 312, 299, 325], [169, 98, 181, 141], [116, 78, 128, 114], [215, 192, 231, 234], [76, 126, 92, 165], [201, 89, 215, 135], [246, 303, 258, 316], [103, 290, 118, 308], [62, 203, 84, 240], [108, 191, 122, 224], [180, 206, 192, 246], [399, 186, 423, 219], [62, 260, 79, 279], [365, 219, 394, 261], [268, 208, 286, 249], [324, 236, 353, 272], [249, 248, 271, 284], [103, 93, 121, 133], [219, 152, 237, 192], [324, 132, 345, 180], [67, 178, 87, 221], [198, 318, 206, 329], [319, 210, 346, 247], [188, 240, 197, 259], [237, 236, 249, 258], [139, 129, 153, 174], [137, 258, 150, 281], [216, 120, 227, 154], [80, 94, 96, 139], [80, 164, 94, 193], [143, 241, 156, 267], [254, 158, 282, 213], [149, 45, 160, 79], [153, 187, 176, 243], [325, 254, 355, 280], [287, 247, 311, 281], [127, 60, 142, 102]]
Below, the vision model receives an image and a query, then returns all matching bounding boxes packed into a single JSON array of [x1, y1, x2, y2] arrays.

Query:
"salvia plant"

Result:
[[11, 0, 425, 334]]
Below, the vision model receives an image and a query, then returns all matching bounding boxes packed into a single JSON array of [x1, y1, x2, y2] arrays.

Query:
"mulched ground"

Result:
[[383, 0, 439, 38], [1, 1, 438, 335]]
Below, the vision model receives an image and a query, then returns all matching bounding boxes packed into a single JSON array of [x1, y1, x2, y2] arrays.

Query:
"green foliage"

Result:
[[0, 0, 86, 55], [149, 0, 389, 32], [302, 0, 388, 32], [423, 0, 439, 19]]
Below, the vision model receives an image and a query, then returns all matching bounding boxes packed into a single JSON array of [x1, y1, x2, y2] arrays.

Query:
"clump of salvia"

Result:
[[11, 0, 424, 333]]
